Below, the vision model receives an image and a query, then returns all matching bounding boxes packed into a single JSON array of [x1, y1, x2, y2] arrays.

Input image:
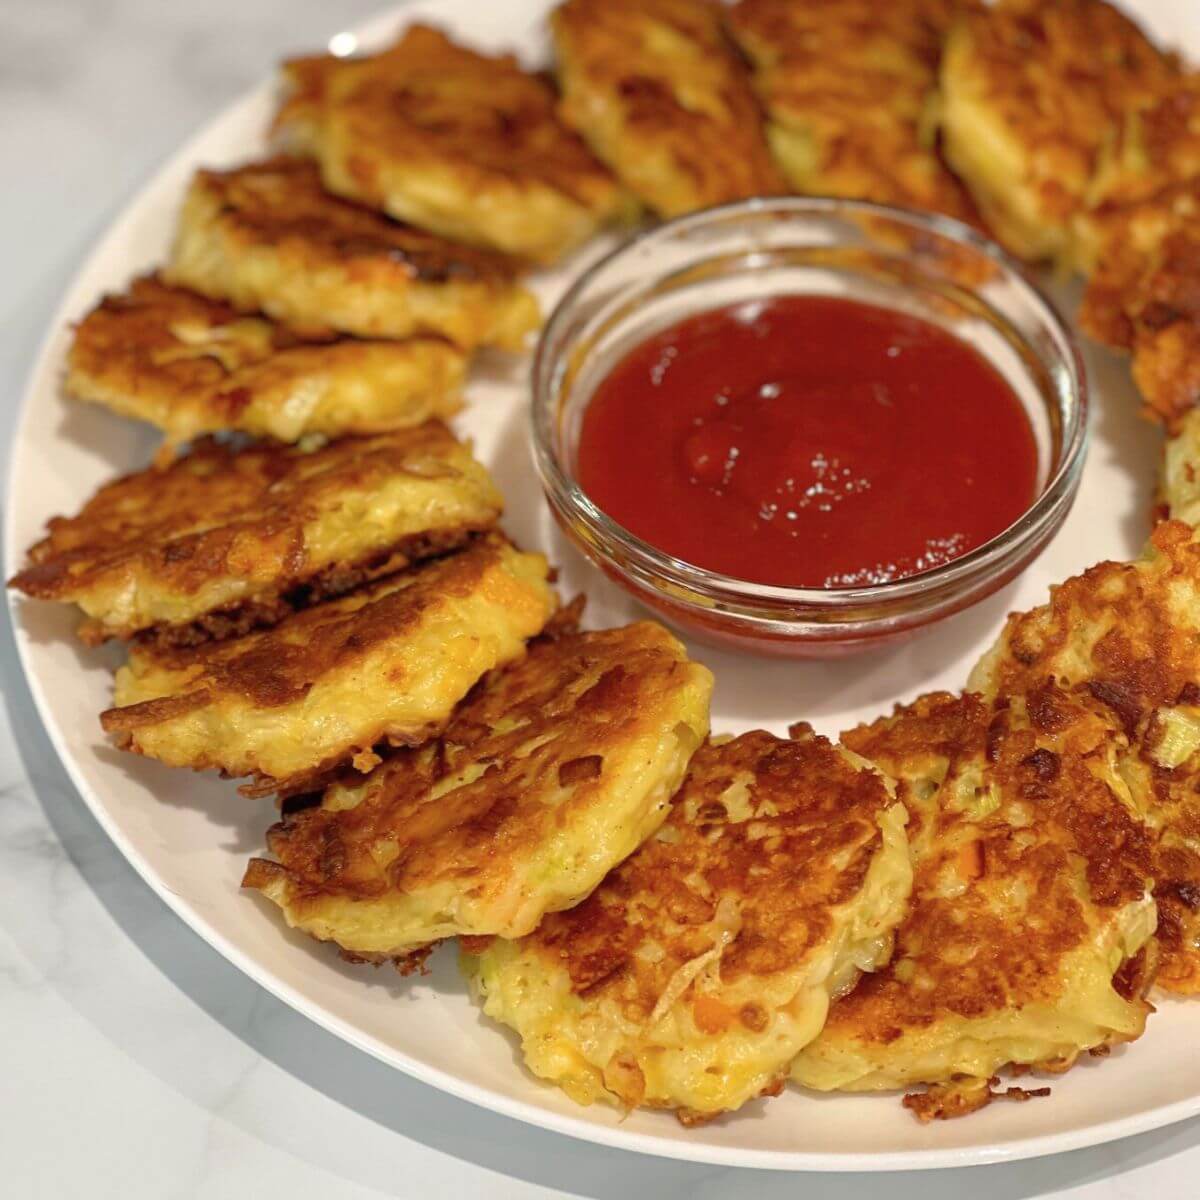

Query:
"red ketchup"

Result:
[[576, 295, 1038, 589]]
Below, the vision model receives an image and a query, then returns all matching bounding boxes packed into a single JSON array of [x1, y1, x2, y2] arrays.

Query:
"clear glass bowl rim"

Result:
[[530, 195, 1089, 617]]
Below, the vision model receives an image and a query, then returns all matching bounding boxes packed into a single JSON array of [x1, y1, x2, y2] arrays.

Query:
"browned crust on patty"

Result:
[[519, 728, 893, 1009], [728, 0, 979, 220], [10, 422, 501, 643], [119, 528, 479, 651], [99, 534, 554, 794], [274, 24, 630, 261], [64, 273, 465, 443], [975, 520, 1200, 728], [551, 0, 785, 217], [830, 683, 1154, 1048], [944, 0, 1178, 236], [970, 521, 1200, 994], [164, 157, 540, 348], [101, 536, 522, 720], [1081, 183, 1200, 426], [245, 623, 701, 897], [185, 157, 519, 286]]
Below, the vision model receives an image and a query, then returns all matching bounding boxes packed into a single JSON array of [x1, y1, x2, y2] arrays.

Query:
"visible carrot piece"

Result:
[[692, 994, 735, 1033], [956, 839, 984, 881]]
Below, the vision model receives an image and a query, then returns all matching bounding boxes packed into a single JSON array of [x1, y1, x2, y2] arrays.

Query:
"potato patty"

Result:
[[10, 422, 502, 646], [274, 24, 632, 263], [243, 621, 713, 963], [550, 0, 784, 218], [792, 685, 1157, 1120], [728, 0, 977, 220], [65, 274, 465, 446], [938, 0, 1178, 263], [165, 158, 540, 349], [101, 535, 557, 796], [1079, 182, 1200, 426], [970, 520, 1200, 995]]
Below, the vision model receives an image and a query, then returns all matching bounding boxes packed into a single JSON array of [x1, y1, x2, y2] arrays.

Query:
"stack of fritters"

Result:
[[10, 422, 502, 645], [66, 274, 466, 447], [243, 622, 714, 962], [793, 687, 1157, 1120], [100, 534, 557, 797], [464, 728, 912, 1123], [728, 0, 978, 221], [273, 24, 633, 263], [550, 0, 784, 217]]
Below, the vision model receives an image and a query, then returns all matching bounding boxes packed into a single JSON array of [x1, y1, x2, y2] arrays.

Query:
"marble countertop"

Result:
[[5, 2, 1200, 1196]]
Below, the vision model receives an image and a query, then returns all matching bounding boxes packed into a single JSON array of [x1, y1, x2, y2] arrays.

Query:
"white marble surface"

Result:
[[5, 2, 1200, 1196]]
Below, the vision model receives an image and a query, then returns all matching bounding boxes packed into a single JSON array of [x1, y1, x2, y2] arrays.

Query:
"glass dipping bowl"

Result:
[[531, 197, 1088, 658]]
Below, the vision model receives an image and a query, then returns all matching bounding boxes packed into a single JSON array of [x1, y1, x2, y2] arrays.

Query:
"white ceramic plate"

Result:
[[8, 0, 1200, 1171]]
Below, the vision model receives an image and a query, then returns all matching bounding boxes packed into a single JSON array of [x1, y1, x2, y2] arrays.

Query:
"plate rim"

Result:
[[7, 0, 1200, 1171]]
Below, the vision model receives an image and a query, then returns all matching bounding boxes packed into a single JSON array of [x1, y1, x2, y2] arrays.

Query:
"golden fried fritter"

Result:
[[165, 158, 540, 350], [65, 274, 465, 446], [242, 622, 713, 962], [969, 520, 1200, 726], [9, 423, 501, 646], [791, 686, 1158, 1118], [273, 25, 632, 264], [101, 536, 556, 796], [1079, 183, 1200, 425], [550, 0, 784, 218], [939, 0, 1178, 262], [464, 729, 912, 1124], [970, 520, 1200, 993], [728, 0, 978, 220]]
